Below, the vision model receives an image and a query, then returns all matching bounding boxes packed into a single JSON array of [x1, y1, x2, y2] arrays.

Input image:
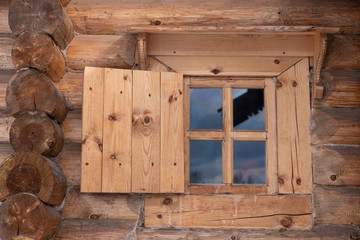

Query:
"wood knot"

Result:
[[157, 214, 162, 219], [151, 20, 162, 25], [211, 69, 220, 75], [108, 115, 117, 121], [90, 214, 100, 219], [98, 143, 103, 152], [277, 81, 283, 88], [231, 236, 236, 240], [144, 116, 151, 125], [330, 175, 337, 181], [296, 178, 301, 185], [278, 177, 285, 185], [163, 198, 173, 205], [168, 95, 173, 103], [123, 75, 128, 81], [85, 162, 89, 166], [292, 81, 297, 87], [47, 140, 54, 148], [280, 216, 293, 228], [178, 89, 183, 95], [274, 59, 280, 64], [110, 154, 116, 160]]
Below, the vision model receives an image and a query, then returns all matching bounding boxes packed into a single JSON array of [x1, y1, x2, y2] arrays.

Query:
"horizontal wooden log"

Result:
[[62, 186, 141, 219], [54, 219, 136, 239], [314, 69, 360, 108], [6, 69, 68, 123], [0, 152, 67, 206], [66, 0, 360, 34], [145, 194, 312, 229], [10, 111, 65, 157], [66, 34, 136, 70], [0, 70, 16, 108], [0, 1, 11, 34], [57, 71, 83, 110], [314, 186, 360, 225], [0, 143, 13, 162], [9, 0, 74, 49], [58, 143, 81, 185], [313, 145, 360, 186], [311, 108, 360, 145], [0, 108, 14, 143], [61, 109, 82, 143], [0, 193, 61, 240], [324, 35, 360, 69], [12, 32, 66, 83], [0, 34, 14, 69]]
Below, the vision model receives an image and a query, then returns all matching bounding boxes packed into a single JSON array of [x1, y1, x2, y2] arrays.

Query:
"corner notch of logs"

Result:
[[0, 0, 74, 239]]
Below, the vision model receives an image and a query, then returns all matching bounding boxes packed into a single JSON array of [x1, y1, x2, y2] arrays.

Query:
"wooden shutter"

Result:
[[81, 67, 184, 193]]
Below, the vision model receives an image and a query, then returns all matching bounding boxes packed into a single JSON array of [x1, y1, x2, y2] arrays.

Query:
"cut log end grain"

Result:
[[0, 152, 67, 206], [12, 32, 66, 83], [9, 0, 74, 49], [6, 69, 68, 123], [0, 193, 61, 240], [9, 111, 65, 157]]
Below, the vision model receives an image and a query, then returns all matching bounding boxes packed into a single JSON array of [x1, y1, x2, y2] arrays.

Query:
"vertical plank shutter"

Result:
[[81, 68, 184, 193]]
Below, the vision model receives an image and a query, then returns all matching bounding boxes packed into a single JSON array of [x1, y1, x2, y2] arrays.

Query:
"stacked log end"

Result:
[[0, 0, 74, 239]]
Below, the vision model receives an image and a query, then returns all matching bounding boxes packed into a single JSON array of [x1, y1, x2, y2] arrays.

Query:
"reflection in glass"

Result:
[[233, 89, 264, 130], [190, 89, 222, 129], [233, 141, 266, 184], [190, 140, 222, 184]]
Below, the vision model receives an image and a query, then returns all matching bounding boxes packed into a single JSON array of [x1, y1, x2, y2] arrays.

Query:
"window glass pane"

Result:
[[190, 89, 222, 129], [190, 140, 222, 184], [233, 89, 264, 130], [233, 141, 266, 184]]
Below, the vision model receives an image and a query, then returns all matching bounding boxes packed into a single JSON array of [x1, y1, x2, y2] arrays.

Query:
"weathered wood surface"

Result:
[[314, 186, 360, 225], [6, 69, 68, 123], [0, 193, 61, 240], [314, 69, 360, 108], [61, 109, 82, 143], [12, 32, 66, 83], [55, 219, 136, 240], [313, 145, 360, 186], [62, 186, 141, 219], [0, 152, 67, 206], [66, 0, 360, 34], [57, 71, 83, 110], [0, 34, 14, 69], [0, 70, 16, 108], [9, 111, 65, 157], [324, 35, 360, 69], [66, 34, 136, 70], [312, 108, 360, 145], [60, 0, 71, 6], [0, 1, 11, 33], [9, 0, 74, 49], [0, 143, 13, 163], [58, 143, 81, 185], [145, 194, 312, 229]]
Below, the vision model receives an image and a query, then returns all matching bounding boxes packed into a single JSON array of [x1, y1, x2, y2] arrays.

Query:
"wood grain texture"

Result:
[[149, 34, 314, 57], [222, 88, 233, 184], [189, 77, 265, 88], [314, 186, 360, 225], [156, 56, 301, 76], [160, 72, 184, 193], [62, 186, 141, 219], [66, 0, 360, 34], [61, 109, 82, 143], [132, 71, 161, 193], [0, 1, 11, 33], [0, 35, 14, 69], [56, 71, 83, 110], [0, 108, 14, 143], [277, 58, 312, 194], [0, 70, 16, 108], [102, 69, 132, 192], [312, 108, 360, 145], [81, 67, 104, 192], [66, 34, 136, 70], [58, 143, 81, 185], [145, 194, 312, 229], [313, 145, 360, 186], [314, 69, 360, 108]]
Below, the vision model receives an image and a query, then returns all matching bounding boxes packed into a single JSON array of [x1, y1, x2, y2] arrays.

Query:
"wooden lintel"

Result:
[[137, 32, 149, 70], [313, 33, 328, 100]]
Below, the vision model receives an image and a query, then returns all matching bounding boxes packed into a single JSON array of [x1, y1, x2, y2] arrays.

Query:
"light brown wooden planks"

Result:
[[160, 72, 184, 193], [81, 67, 104, 192], [132, 71, 161, 193], [277, 58, 312, 194], [145, 194, 312, 229], [102, 69, 132, 193]]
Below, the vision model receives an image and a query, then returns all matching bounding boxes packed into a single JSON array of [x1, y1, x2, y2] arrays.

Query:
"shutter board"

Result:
[[160, 72, 184, 193], [81, 67, 104, 192], [102, 69, 132, 193]]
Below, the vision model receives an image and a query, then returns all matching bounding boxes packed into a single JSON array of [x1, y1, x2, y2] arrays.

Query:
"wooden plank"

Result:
[[314, 186, 360, 225], [277, 58, 312, 194], [145, 194, 312, 229], [66, 0, 360, 35], [265, 78, 278, 194], [160, 72, 184, 193], [0, 34, 14, 69], [56, 71, 84, 110], [156, 56, 301, 76], [148, 34, 314, 57], [81, 67, 104, 192], [102, 69, 132, 192], [312, 108, 360, 145], [313, 145, 360, 186], [66, 34, 137, 70], [188, 185, 267, 195], [62, 186, 141, 219], [189, 77, 265, 88], [324, 35, 360, 69], [149, 57, 172, 72], [314, 69, 360, 108], [132, 70, 161, 193], [187, 130, 224, 140], [183, 77, 191, 189], [232, 131, 267, 141], [223, 88, 233, 184]]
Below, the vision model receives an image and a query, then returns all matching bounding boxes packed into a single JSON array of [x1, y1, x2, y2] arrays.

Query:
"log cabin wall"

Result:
[[0, 0, 359, 239]]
